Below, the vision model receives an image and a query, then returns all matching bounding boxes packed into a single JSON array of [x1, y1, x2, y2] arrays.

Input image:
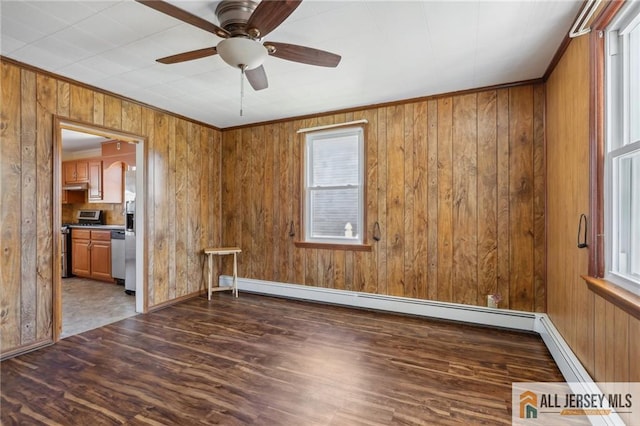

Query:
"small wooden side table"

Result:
[[204, 247, 241, 300]]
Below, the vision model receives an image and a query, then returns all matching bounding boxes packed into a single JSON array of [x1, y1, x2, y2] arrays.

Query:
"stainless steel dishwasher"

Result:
[[111, 230, 125, 285]]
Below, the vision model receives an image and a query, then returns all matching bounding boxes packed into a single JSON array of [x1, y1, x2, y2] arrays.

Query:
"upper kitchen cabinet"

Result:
[[62, 158, 124, 204], [62, 189, 84, 204], [88, 160, 102, 202], [102, 161, 124, 204], [63, 160, 89, 184], [62, 160, 89, 204]]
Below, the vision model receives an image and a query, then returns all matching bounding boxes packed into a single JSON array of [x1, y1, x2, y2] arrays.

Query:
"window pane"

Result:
[[311, 135, 359, 186], [310, 188, 359, 238], [616, 148, 640, 278], [606, 5, 640, 291], [630, 22, 640, 143]]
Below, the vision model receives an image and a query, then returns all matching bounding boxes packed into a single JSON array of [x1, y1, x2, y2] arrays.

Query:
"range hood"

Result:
[[62, 182, 88, 191]]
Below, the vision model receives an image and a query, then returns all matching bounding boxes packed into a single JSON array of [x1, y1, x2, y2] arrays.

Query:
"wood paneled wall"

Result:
[[0, 60, 221, 357], [546, 35, 639, 382], [221, 84, 545, 311]]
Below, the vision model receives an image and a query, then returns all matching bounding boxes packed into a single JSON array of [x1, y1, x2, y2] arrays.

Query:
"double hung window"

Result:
[[605, 2, 640, 294], [303, 126, 364, 245]]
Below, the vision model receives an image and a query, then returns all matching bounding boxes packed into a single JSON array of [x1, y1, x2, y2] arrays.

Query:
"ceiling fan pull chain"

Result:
[[239, 65, 245, 117]]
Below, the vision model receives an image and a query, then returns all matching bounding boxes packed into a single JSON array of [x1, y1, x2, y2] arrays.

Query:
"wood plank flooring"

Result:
[[1, 293, 564, 425]]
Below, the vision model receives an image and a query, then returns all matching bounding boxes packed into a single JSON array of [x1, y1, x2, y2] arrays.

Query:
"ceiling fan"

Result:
[[136, 0, 342, 92]]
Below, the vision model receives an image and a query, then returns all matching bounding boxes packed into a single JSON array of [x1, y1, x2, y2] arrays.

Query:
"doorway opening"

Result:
[[53, 117, 146, 341]]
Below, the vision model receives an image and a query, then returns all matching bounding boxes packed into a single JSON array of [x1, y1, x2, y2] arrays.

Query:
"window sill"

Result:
[[294, 241, 372, 252], [582, 275, 640, 320]]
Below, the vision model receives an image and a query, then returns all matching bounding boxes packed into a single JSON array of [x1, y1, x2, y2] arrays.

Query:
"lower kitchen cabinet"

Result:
[[71, 235, 91, 276], [90, 239, 112, 281], [71, 229, 113, 282]]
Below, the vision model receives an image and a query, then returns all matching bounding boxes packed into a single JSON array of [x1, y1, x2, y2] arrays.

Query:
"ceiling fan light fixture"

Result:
[[217, 37, 267, 70]]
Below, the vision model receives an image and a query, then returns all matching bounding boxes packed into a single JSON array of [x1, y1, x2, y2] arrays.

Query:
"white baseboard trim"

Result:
[[534, 315, 595, 384], [533, 316, 623, 426], [222, 275, 538, 330], [220, 275, 612, 422]]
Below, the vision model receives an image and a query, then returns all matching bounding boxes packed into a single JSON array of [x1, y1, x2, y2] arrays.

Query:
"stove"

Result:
[[75, 209, 105, 226]]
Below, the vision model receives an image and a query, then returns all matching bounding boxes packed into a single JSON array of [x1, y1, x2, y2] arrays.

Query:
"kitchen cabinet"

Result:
[[63, 160, 89, 184], [88, 160, 102, 202], [71, 229, 113, 282], [90, 239, 112, 281], [62, 189, 84, 204], [87, 160, 123, 204], [71, 231, 91, 277], [102, 161, 124, 204], [62, 158, 122, 204]]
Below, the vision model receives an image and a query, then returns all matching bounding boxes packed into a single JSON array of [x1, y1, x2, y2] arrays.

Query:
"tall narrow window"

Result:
[[605, 2, 640, 294], [303, 126, 364, 245]]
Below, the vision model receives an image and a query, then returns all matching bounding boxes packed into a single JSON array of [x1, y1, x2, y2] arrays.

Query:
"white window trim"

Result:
[[604, 1, 640, 296], [303, 126, 365, 245]]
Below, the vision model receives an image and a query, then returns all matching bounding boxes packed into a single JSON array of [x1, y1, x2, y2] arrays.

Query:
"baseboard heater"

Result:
[[220, 276, 624, 426]]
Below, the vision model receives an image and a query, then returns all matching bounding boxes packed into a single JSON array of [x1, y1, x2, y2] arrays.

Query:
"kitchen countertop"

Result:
[[63, 224, 126, 230]]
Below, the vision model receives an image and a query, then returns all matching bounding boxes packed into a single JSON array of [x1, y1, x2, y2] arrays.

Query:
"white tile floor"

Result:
[[61, 277, 136, 338]]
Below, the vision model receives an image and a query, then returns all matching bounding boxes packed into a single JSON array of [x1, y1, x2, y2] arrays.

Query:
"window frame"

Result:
[[297, 125, 370, 251], [603, 1, 640, 296]]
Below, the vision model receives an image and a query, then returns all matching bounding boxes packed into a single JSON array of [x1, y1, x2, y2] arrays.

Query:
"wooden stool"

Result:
[[204, 247, 241, 299]]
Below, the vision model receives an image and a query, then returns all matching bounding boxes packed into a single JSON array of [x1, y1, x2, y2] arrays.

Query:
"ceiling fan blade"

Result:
[[157, 47, 218, 64], [245, 65, 269, 91], [135, 0, 229, 38], [246, 0, 302, 38], [265, 42, 341, 67]]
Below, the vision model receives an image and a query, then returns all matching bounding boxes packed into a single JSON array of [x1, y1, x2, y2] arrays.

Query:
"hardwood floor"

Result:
[[62, 277, 136, 338], [1, 293, 563, 425]]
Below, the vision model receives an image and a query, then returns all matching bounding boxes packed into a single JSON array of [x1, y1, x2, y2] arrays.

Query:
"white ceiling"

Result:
[[61, 129, 112, 153], [1, 0, 582, 129]]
